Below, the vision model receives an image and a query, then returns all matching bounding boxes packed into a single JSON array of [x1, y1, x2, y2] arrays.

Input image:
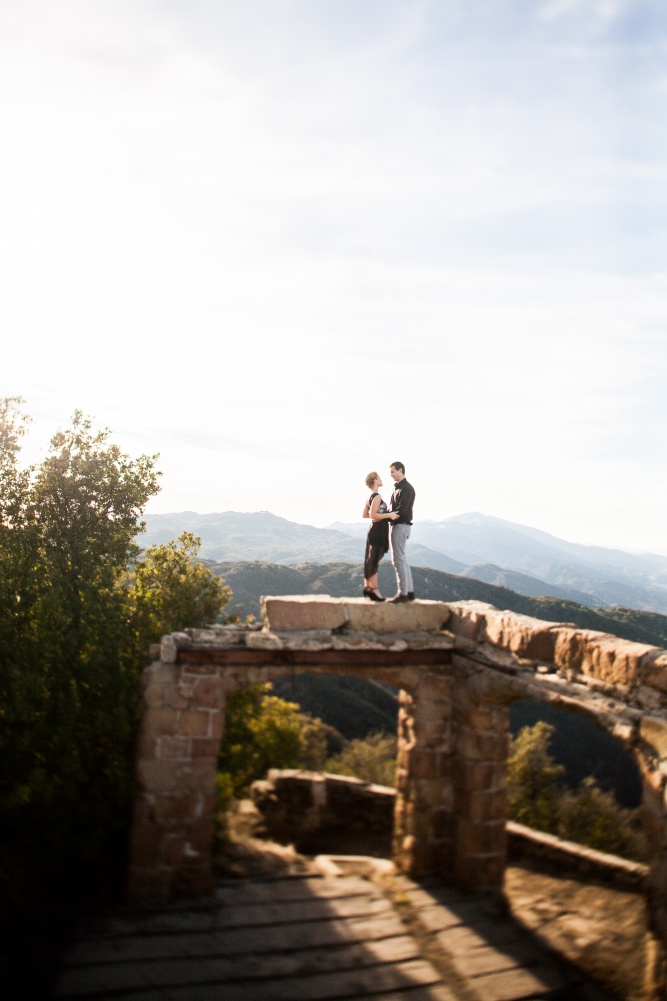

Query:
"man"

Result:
[[388, 461, 415, 603]]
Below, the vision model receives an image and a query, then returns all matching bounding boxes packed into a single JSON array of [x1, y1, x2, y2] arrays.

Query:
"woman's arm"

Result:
[[370, 495, 396, 522], [363, 500, 371, 519]]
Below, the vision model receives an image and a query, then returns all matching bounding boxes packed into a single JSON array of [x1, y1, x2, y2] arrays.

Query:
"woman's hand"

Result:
[[388, 512, 399, 520]]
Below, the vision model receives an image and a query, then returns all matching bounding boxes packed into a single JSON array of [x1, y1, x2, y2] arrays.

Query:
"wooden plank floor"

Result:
[[56, 869, 614, 1001]]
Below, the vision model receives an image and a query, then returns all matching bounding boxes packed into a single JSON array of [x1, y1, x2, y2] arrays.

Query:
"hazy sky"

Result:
[[2, 0, 666, 552]]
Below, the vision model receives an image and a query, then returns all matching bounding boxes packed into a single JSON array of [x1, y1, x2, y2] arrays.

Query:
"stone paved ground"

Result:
[[505, 864, 647, 1001], [56, 853, 615, 1001]]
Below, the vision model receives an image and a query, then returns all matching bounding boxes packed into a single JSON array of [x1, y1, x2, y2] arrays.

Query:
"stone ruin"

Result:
[[127, 596, 667, 997]]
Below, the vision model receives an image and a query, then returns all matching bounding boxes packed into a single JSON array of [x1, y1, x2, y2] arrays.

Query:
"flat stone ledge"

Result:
[[262, 595, 450, 632]]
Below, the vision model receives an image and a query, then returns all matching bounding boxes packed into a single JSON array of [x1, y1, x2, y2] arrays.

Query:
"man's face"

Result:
[[390, 465, 402, 482]]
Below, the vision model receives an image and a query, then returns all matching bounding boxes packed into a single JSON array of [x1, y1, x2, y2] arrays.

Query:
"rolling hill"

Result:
[[143, 510, 667, 613]]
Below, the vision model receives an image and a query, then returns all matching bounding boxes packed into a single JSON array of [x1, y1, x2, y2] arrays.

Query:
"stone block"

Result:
[[482, 609, 558, 662], [261, 595, 348, 631], [176, 709, 211, 738], [191, 736, 223, 758], [641, 717, 667, 761], [456, 818, 507, 855], [408, 748, 452, 780], [160, 635, 178, 663], [460, 788, 507, 823], [177, 758, 218, 793], [153, 793, 200, 824], [415, 720, 451, 750], [346, 600, 450, 632], [454, 760, 498, 793], [642, 651, 667, 692], [128, 820, 164, 866], [161, 833, 187, 866], [192, 675, 225, 708], [554, 627, 656, 686], [137, 758, 180, 793], [141, 707, 179, 739], [430, 807, 455, 840], [446, 601, 496, 640], [157, 736, 192, 760]]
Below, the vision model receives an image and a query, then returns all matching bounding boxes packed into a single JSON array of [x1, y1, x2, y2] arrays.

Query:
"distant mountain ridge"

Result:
[[141, 510, 667, 613]]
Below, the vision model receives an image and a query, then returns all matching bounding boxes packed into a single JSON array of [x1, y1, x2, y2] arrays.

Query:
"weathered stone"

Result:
[[139, 708, 178, 740], [177, 709, 211, 738], [446, 601, 496, 640], [192, 675, 225, 708], [262, 595, 348, 631], [156, 735, 192, 760], [642, 652, 667, 692], [137, 758, 180, 793], [641, 717, 667, 760], [482, 609, 559, 662], [554, 627, 657, 686], [346, 600, 450, 632]]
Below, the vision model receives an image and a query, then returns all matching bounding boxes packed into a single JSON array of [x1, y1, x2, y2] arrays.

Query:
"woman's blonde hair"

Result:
[[365, 471, 379, 489]]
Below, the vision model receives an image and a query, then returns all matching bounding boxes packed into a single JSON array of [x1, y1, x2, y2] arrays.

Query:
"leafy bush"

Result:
[[0, 399, 231, 991], [325, 732, 397, 787], [508, 721, 643, 860], [218, 684, 331, 797]]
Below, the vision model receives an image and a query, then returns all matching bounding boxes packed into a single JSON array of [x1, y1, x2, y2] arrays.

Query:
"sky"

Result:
[[1, 0, 666, 553]]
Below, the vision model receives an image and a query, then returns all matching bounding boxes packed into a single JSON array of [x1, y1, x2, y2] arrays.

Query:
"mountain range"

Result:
[[142, 510, 667, 614]]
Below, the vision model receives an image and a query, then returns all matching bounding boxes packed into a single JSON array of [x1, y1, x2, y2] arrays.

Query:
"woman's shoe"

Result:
[[363, 586, 373, 598], [369, 589, 385, 602]]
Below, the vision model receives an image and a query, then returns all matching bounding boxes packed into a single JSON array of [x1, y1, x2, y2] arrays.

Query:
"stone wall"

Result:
[[126, 596, 667, 997], [250, 769, 648, 891]]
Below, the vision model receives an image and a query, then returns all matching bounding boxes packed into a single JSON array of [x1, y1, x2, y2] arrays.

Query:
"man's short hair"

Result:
[[390, 461, 405, 474], [365, 471, 379, 489]]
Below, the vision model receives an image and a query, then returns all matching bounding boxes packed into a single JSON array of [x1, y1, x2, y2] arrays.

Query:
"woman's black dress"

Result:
[[364, 492, 390, 578]]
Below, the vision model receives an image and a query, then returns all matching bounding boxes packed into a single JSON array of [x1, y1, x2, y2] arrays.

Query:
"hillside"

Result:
[[208, 558, 667, 650], [143, 510, 667, 612]]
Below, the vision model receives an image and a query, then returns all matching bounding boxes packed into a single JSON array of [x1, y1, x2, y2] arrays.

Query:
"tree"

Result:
[[124, 532, 231, 660], [507, 721, 644, 860], [507, 722, 564, 834], [325, 732, 397, 787], [0, 402, 232, 992], [218, 685, 330, 799], [559, 777, 640, 859]]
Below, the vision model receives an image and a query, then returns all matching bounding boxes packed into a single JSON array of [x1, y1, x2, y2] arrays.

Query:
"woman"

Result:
[[362, 471, 398, 601]]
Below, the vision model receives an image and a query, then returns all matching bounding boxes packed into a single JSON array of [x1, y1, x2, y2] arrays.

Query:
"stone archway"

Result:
[[126, 596, 667, 997]]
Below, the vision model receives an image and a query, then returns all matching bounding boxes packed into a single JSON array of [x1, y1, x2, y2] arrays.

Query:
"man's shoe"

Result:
[[389, 594, 409, 604], [408, 592, 415, 601]]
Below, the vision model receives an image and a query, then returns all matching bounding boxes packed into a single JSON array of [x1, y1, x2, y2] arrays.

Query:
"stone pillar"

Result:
[[393, 671, 455, 876], [126, 656, 226, 906], [451, 683, 509, 892], [637, 744, 667, 1000]]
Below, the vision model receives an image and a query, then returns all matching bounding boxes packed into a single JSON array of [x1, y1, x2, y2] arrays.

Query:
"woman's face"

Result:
[[374, 476, 383, 490]]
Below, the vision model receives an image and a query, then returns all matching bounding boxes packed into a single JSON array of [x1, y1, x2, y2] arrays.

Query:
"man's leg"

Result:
[[390, 524, 412, 595]]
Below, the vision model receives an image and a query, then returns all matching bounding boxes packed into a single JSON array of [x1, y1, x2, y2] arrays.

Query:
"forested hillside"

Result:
[[208, 558, 667, 649]]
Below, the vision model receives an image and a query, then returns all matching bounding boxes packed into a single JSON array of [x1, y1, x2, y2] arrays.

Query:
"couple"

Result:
[[363, 461, 415, 604]]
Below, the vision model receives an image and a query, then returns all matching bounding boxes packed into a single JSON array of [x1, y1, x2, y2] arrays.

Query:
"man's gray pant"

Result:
[[390, 523, 413, 596]]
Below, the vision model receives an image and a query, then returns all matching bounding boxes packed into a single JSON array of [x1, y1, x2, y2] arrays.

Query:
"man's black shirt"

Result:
[[390, 478, 415, 525]]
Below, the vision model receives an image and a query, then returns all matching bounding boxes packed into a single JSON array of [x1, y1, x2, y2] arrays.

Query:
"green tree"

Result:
[[508, 721, 644, 860], [0, 401, 232, 992], [124, 532, 231, 659], [507, 721, 564, 834], [559, 777, 641, 859], [325, 732, 397, 787], [218, 685, 330, 798]]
